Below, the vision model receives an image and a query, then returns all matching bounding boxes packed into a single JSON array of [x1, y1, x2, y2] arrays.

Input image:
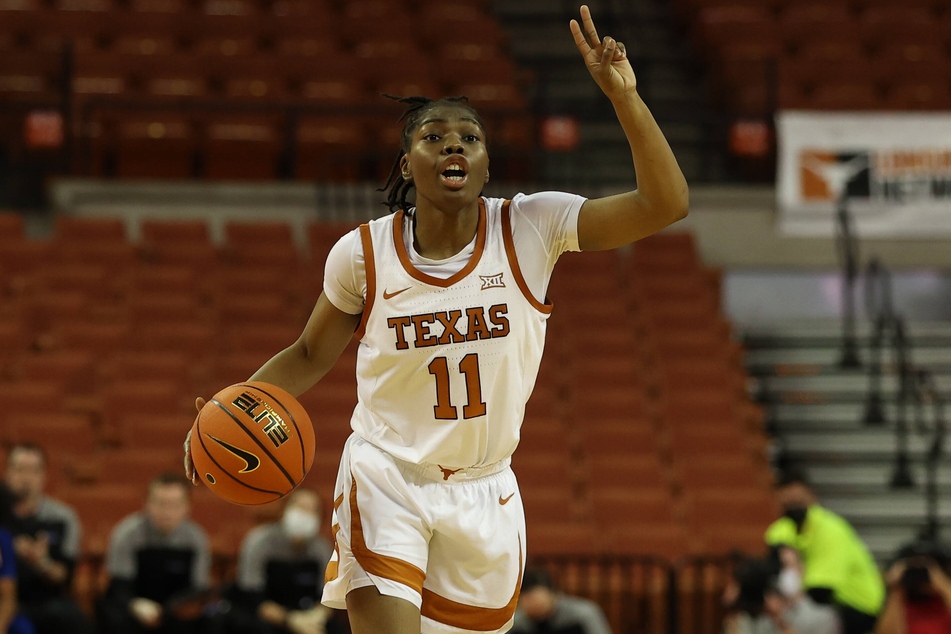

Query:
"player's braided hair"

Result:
[[380, 95, 486, 213]]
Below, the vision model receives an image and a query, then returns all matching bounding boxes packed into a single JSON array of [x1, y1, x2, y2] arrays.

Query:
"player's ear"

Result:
[[400, 155, 412, 181], [484, 169, 490, 183]]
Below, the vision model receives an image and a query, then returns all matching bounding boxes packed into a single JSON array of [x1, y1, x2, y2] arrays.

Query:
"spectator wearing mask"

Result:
[[3, 443, 94, 634], [99, 472, 211, 634], [0, 484, 36, 634], [510, 567, 611, 634], [228, 489, 337, 634], [875, 540, 951, 634], [723, 547, 840, 634], [765, 469, 883, 634]]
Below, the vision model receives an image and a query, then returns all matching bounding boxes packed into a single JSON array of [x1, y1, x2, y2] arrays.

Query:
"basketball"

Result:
[[190, 381, 315, 506]]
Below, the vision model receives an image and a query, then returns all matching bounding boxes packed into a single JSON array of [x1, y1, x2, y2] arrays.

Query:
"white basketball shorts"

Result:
[[321, 434, 526, 634]]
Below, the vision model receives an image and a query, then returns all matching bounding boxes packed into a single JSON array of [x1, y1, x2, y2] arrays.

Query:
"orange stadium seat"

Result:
[[12, 350, 96, 393], [100, 351, 192, 390], [110, 25, 181, 57], [514, 455, 577, 492], [135, 321, 217, 357], [53, 215, 126, 243], [778, 3, 855, 43], [578, 422, 659, 459], [294, 116, 369, 183], [51, 320, 130, 356], [0, 380, 64, 414], [526, 522, 600, 556], [1, 412, 96, 454], [201, 115, 284, 181], [129, 264, 198, 297], [610, 523, 691, 558], [589, 488, 677, 527], [140, 219, 210, 248], [105, 113, 199, 179], [858, 5, 940, 49], [128, 0, 188, 12]]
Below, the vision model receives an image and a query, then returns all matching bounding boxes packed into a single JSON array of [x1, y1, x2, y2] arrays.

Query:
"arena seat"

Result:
[[103, 113, 199, 179], [53, 215, 126, 243], [140, 219, 210, 247], [1, 411, 97, 454], [200, 115, 285, 181], [294, 116, 369, 183]]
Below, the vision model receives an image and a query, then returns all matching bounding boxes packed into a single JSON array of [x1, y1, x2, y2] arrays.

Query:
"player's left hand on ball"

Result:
[[183, 397, 207, 485], [569, 4, 637, 98]]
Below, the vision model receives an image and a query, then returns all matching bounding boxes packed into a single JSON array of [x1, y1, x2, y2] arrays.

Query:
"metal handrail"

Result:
[[836, 197, 861, 368]]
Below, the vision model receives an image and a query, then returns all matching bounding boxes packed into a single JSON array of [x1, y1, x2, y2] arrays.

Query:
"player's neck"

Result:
[[411, 199, 480, 260]]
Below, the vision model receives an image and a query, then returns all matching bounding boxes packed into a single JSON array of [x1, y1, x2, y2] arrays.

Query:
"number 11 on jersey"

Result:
[[428, 353, 486, 420]]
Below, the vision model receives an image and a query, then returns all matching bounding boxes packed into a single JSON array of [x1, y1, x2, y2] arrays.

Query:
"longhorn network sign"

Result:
[[777, 112, 951, 237]]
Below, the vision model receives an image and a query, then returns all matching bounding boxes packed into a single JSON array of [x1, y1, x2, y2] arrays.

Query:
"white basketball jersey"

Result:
[[351, 197, 552, 468]]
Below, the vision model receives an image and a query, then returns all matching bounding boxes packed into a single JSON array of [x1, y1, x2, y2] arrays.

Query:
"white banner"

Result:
[[777, 111, 951, 237]]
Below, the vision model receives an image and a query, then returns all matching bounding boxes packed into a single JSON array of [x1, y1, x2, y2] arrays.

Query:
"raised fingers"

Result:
[[580, 5, 601, 50], [569, 18, 591, 55]]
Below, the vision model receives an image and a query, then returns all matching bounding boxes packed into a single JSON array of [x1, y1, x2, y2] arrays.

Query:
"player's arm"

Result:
[[570, 5, 689, 252], [185, 293, 358, 482], [248, 292, 360, 397]]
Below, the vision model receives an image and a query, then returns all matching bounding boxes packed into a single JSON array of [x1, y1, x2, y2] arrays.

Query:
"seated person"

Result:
[[4, 443, 94, 634], [723, 549, 840, 634], [228, 489, 339, 634], [0, 484, 36, 634], [510, 567, 610, 634], [99, 473, 211, 634], [876, 539, 951, 634]]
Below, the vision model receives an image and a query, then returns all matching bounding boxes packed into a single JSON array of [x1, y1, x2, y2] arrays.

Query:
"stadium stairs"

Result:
[[490, 0, 721, 185], [744, 319, 951, 564]]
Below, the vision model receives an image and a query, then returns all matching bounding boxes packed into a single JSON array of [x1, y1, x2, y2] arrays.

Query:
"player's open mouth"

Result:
[[440, 165, 468, 188]]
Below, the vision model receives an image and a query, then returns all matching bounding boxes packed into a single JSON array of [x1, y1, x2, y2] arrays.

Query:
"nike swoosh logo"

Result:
[[383, 286, 411, 300], [209, 435, 260, 473], [499, 493, 515, 505]]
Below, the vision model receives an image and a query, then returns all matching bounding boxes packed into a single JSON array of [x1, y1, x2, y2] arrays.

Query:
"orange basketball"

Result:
[[190, 381, 315, 506]]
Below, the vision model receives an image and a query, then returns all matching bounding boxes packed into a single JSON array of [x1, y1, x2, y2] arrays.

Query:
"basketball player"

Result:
[[185, 6, 688, 633]]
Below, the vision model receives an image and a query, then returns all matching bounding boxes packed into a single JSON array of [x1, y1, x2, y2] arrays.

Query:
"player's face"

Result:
[[146, 484, 190, 534], [402, 104, 489, 208], [5, 449, 45, 500]]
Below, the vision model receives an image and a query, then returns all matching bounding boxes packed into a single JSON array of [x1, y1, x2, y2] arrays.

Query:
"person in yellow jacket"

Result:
[[765, 470, 885, 634]]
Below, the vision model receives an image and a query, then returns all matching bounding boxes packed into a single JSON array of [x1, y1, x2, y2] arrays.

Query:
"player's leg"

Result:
[[346, 586, 421, 634], [421, 467, 525, 634], [322, 436, 431, 633]]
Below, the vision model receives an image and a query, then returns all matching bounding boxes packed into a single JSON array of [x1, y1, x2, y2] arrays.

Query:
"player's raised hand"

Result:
[[570, 5, 637, 99]]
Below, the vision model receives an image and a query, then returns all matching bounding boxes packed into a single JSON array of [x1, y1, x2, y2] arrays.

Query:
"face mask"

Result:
[[282, 508, 318, 540], [777, 568, 802, 598], [783, 506, 808, 532]]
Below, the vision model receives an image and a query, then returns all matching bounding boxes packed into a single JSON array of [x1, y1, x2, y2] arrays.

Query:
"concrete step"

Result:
[[746, 346, 951, 368], [822, 493, 951, 525], [742, 320, 951, 349], [809, 463, 951, 494], [783, 431, 929, 460]]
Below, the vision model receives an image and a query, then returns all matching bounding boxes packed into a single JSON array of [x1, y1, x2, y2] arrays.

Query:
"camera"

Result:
[[895, 540, 951, 602]]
